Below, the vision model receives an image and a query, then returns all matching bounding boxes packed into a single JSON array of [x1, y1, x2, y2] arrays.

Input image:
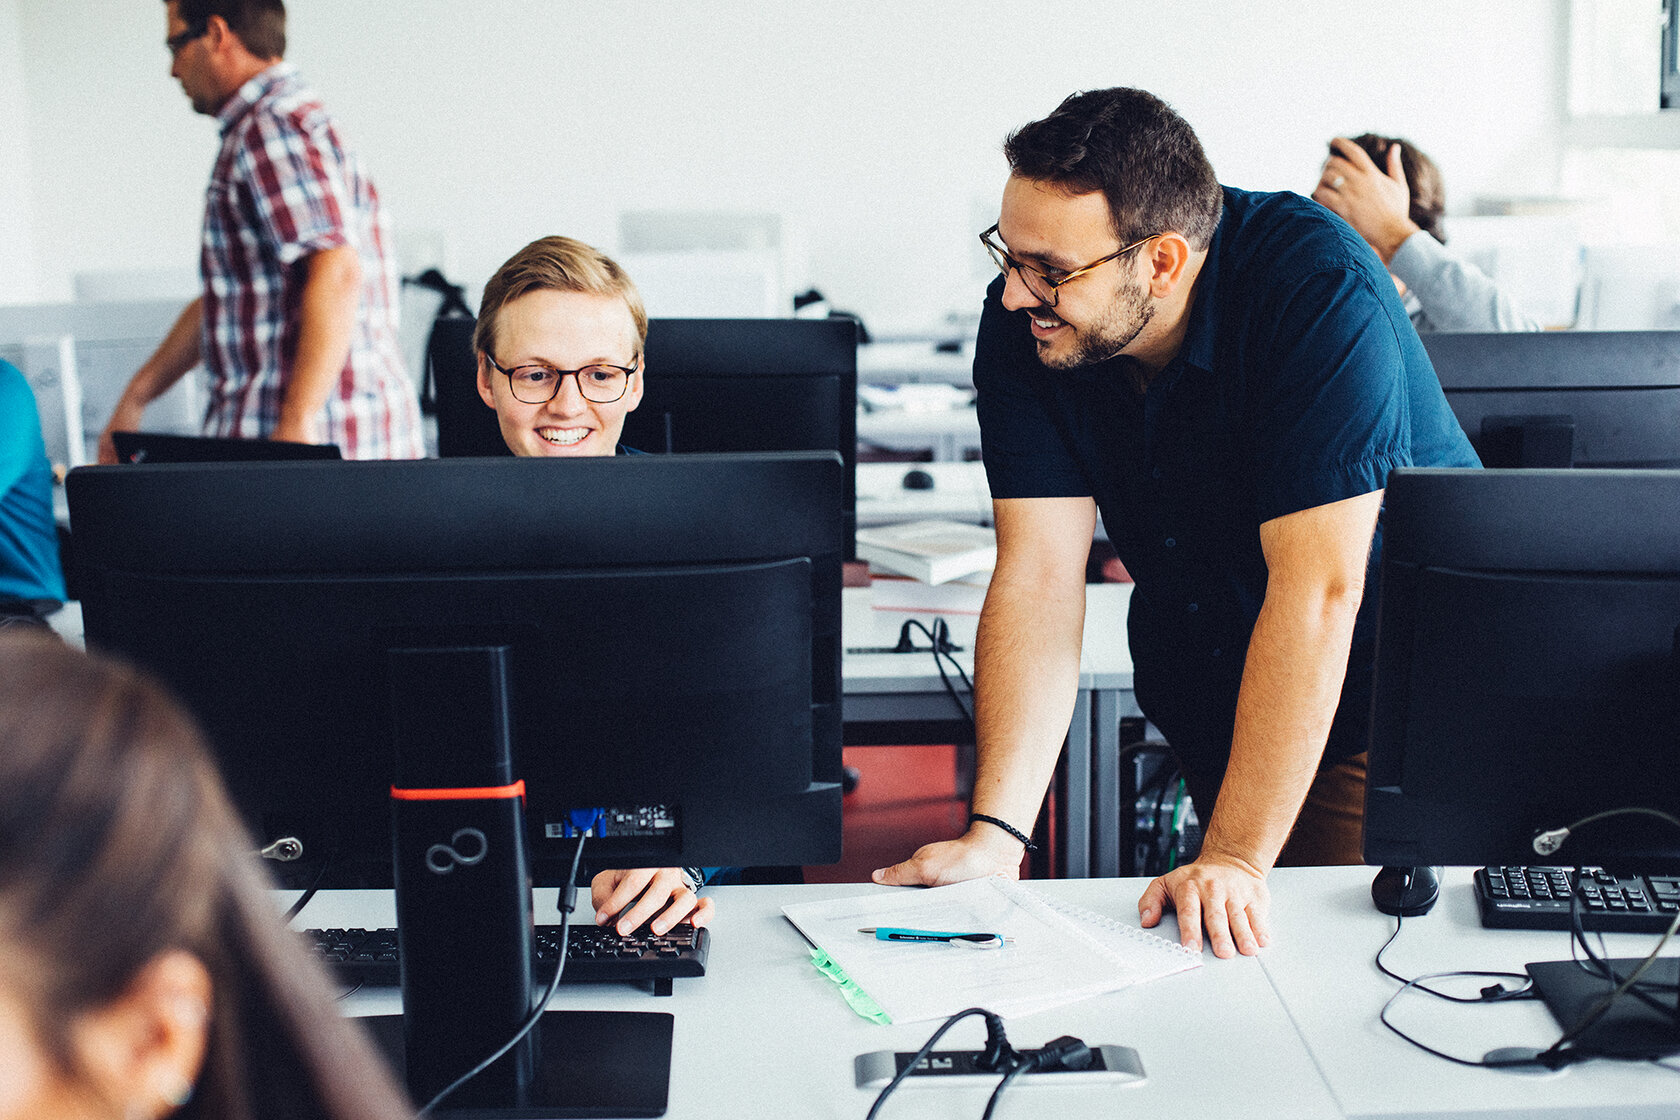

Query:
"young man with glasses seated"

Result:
[[474, 236, 648, 459], [473, 236, 713, 937]]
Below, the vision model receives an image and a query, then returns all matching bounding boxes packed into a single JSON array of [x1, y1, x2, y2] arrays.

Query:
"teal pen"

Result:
[[857, 926, 1011, 948]]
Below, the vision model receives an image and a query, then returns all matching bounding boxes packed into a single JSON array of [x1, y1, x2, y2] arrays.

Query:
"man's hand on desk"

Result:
[[591, 867, 715, 936], [1138, 851, 1271, 958], [871, 827, 1023, 888]]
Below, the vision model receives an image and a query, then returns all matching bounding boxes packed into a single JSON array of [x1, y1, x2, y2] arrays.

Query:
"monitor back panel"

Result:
[[1423, 331, 1680, 468]]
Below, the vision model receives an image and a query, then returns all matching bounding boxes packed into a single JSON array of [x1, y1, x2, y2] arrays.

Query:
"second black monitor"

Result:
[[1423, 330, 1680, 469], [432, 315, 860, 552]]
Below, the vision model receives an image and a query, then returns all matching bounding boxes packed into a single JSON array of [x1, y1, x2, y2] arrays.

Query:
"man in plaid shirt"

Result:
[[99, 0, 423, 461]]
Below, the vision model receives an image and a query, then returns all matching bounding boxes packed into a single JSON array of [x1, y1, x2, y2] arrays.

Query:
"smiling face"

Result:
[[996, 175, 1156, 371], [476, 288, 644, 457]]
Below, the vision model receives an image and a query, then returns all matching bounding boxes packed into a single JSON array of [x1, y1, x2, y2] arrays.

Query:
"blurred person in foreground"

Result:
[[0, 629, 415, 1120]]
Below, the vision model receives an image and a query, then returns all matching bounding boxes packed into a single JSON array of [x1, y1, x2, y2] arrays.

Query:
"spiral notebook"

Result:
[[781, 877, 1201, 1024]]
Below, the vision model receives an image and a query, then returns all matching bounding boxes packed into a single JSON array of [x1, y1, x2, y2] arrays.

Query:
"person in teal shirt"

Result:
[[0, 359, 66, 623]]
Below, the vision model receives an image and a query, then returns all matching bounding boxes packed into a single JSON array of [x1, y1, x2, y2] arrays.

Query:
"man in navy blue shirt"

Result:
[[875, 89, 1477, 957]]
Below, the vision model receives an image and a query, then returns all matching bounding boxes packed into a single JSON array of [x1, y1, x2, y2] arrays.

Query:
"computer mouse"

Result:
[[1371, 865, 1441, 917], [902, 468, 935, 490]]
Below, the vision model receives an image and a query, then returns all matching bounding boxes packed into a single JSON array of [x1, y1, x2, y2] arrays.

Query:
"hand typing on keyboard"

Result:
[[592, 867, 715, 936]]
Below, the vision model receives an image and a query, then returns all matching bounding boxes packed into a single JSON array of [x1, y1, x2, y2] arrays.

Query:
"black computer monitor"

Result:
[[67, 452, 844, 888], [1363, 467, 1680, 871], [1423, 331, 1680, 469], [110, 430, 342, 463], [431, 316, 860, 553]]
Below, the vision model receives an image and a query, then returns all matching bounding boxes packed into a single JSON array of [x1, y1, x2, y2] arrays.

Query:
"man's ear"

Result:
[[476, 354, 499, 411], [1143, 233, 1194, 299], [203, 14, 234, 55], [72, 951, 211, 1120]]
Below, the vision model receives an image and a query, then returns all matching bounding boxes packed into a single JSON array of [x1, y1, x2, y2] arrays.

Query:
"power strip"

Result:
[[854, 1044, 1144, 1089]]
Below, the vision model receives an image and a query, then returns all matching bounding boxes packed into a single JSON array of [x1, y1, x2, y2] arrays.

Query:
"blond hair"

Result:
[[474, 236, 648, 358]]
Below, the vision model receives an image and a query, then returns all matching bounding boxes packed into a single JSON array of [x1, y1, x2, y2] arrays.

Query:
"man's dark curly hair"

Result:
[[1004, 87, 1222, 250]]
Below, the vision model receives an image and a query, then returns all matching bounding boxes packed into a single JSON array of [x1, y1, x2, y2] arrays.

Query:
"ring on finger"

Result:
[[1330, 175, 1346, 189]]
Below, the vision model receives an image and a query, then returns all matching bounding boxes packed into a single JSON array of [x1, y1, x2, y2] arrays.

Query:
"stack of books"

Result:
[[854, 519, 996, 585]]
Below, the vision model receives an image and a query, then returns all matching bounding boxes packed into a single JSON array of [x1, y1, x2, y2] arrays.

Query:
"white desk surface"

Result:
[[842, 580, 1134, 696], [855, 460, 991, 527], [1260, 865, 1680, 1119], [301, 877, 1337, 1120], [299, 868, 1680, 1119]]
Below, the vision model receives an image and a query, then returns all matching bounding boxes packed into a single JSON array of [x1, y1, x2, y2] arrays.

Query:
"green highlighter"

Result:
[[858, 926, 1012, 949]]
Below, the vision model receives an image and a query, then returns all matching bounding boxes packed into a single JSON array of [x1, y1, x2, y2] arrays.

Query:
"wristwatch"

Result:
[[680, 866, 706, 894]]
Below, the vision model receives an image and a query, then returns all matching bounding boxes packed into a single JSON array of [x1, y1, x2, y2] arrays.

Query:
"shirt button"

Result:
[[1164, 537, 1176, 548], [1187, 602, 1199, 613], [1151, 467, 1163, 479], [1211, 648, 1221, 657]]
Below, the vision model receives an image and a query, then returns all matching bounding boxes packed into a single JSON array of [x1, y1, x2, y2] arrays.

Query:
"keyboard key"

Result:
[[305, 922, 708, 989], [1474, 867, 1676, 933]]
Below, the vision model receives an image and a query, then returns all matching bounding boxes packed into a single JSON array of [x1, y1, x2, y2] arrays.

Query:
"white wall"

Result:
[[12, 0, 1571, 333], [0, 0, 37, 305]]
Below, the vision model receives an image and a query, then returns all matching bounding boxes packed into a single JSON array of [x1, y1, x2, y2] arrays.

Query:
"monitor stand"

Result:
[[383, 644, 674, 1117], [1526, 957, 1680, 1061], [360, 1010, 674, 1118]]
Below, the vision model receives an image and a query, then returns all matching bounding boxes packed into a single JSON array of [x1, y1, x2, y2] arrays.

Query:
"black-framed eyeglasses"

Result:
[[979, 223, 1159, 307], [166, 22, 208, 55], [484, 353, 639, 405]]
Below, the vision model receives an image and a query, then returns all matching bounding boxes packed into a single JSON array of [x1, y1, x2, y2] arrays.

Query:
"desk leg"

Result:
[[1092, 688, 1122, 878], [1062, 689, 1092, 878]]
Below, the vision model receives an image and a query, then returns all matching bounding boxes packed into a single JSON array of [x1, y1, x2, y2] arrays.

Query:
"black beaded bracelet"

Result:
[[969, 812, 1038, 852]]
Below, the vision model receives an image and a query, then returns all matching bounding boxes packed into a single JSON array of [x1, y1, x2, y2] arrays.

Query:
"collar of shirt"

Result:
[[1152, 186, 1232, 392], [215, 61, 299, 134]]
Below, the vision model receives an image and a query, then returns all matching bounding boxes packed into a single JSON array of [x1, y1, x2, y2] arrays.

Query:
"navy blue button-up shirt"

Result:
[[973, 186, 1479, 777]]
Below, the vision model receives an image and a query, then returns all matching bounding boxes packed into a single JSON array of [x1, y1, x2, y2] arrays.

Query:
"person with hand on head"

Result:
[[872, 88, 1478, 958], [473, 235, 715, 937], [99, 0, 423, 462], [1313, 134, 1541, 332], [0, 629, 415, 1120]]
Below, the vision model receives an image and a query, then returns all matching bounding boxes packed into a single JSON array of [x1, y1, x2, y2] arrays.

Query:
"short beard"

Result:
[[1034, 272, 1155, 371]]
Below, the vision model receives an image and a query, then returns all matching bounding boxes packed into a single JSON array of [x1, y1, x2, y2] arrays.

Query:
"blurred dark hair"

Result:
[[0, 631, 413, 1120], [1003, 87, 1222, 250], [173, 0, 286, 60], [1349, 133, 1446, 244]]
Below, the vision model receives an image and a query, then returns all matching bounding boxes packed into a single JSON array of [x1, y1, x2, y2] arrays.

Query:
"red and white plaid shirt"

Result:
[[201, 63, 423, 459]]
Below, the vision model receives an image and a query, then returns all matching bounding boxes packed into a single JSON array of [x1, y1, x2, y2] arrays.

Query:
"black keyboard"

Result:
[[1474, 866, 1680, 933], [306, 922, 708, 993]]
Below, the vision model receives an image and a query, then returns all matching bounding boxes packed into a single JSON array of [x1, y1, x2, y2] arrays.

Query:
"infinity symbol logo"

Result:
[[425, 828, 488, 874]]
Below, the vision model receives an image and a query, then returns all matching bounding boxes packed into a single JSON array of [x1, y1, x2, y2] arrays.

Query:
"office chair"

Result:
[[428, 316, 510, 458]]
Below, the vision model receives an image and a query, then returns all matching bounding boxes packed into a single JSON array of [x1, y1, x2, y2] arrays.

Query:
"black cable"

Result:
[[981, 1057, 1034, 1120], [1146, 769, 1177, 877], [1374, 912, 1559, 1071], [901, 618, 974, 732], [1533, 811, 1680, 1061], [982, 1036, 1091, 1120], [280, 855, 332, 923], [865, 1007, 1001, 1120], [1382, 804, 1680, 1072], [1538, 902, 1680, 1065], [1374, 913, 1533, 1004], [1563, 872, 1680, 1024], [1379, 975, 1576, 1069], [418, 835, 588, 1116]]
